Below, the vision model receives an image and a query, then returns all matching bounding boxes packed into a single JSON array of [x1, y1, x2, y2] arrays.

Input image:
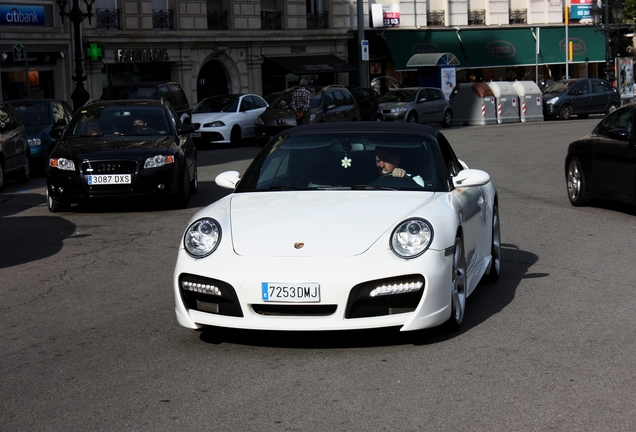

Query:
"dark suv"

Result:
[[542, 78, 620, 120], [256, 85, 360, 141], [101, 81, 191, 122]]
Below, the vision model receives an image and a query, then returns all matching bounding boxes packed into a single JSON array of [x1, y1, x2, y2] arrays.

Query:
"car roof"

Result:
[[83, 99, 166, 109], [281, 121, 438, 137]]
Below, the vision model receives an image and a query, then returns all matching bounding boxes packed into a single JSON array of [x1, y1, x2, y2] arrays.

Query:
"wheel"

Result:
[[16, 156, 30, 183], [172, 168, 191, 209], [441, 110, 453, 128], [566, 157, 589, 206], [481, 203, 501, 284], [607, 103, 619, 115], [442, 236, 467, 332], [46, 187, 69, 213], [230, 126, 241, 145], [190, 164, 198, 195], [374, 114, 383, 121], [406, 112, 418, 123], [559, 105, 572, 120]]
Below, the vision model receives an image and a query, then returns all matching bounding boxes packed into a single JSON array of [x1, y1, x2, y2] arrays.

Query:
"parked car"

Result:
[[9, 99, 74, 171], [543, 78, 620, 120], [100, 81, 191, 122], [190, 94, 268, 145], [0, 101, 30, 190], [45, 99, 197, 212], [255, 85, 361, 141], [378, 87, 453, 128], [349, 86, 381, 121], [173, 122, 500, 334], [565, 103, 636, 206]]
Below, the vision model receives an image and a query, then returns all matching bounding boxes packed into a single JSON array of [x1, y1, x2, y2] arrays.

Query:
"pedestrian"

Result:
[[291, 79, 311, 125]]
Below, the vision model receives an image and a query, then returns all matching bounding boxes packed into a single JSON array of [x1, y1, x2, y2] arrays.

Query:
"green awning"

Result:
[[384, 26, 606, 70]]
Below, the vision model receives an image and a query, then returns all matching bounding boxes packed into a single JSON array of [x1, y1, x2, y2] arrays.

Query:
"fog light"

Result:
[[157, 184, 165, 190], [369, 280, 423, 297], [58, 187, 65, 193], [182, 280, 221, 296]]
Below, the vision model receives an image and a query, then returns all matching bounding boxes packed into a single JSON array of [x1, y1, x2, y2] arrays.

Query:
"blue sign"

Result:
[[0, 5, 45, 26], [571, 5, 592, 19]]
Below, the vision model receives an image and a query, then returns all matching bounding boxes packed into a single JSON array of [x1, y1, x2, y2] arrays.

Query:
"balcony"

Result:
[[468, 9, 485, 25], [96, 8, 120, 30], [427, 10, 445, 27], [152, 9, 174, 30], [261, 10, 282, 30], [307, 11, 329, 29], [208, 10, 228, 30], [509, 9, 527, 24]]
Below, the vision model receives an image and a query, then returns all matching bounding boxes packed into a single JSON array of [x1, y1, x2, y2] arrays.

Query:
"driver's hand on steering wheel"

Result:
[[392, 168, 406, 178]]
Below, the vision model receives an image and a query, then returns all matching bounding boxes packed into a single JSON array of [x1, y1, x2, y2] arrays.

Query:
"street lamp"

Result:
[[591, 0, 624, 82], [56, 0, 95, 112]]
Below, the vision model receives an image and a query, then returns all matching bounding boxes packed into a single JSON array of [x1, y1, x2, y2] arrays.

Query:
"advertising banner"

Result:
[[616, 57, 634, 100]]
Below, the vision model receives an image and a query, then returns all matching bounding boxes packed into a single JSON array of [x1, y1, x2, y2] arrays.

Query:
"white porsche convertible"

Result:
[[173, 122, 500, 333]]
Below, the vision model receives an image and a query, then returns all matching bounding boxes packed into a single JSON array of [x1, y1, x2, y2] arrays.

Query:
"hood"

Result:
[[229, 191, 436, 257], [191, 112, 231, 123], [56, 136, 174, 159], [378, 101, 409, 110]]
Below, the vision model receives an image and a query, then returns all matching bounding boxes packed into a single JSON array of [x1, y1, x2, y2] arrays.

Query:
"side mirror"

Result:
[[215, 170, 241, 190], [608, 128, 631, 141], [452, 169, 491, 188], [178, 124, 196, 135], [49, 128, 64, 140]]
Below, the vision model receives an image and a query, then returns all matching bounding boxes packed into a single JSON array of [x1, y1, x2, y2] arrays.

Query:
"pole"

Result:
[[604, 0, 611, 81], [357, 0, 366, 87]]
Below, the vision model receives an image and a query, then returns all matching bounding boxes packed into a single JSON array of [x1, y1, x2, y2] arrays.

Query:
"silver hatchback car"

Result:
[[378, 87, 453, 128]]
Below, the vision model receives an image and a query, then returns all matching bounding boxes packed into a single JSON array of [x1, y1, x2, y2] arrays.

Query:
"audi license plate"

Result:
[[262, 282, 320, 302], [87, 174, 131, 185]]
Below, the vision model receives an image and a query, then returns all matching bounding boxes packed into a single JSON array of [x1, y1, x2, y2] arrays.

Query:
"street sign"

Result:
[[13, 42, 24, 61]]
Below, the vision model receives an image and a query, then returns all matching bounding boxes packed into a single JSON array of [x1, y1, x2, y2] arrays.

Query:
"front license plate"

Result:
[[262, 282, 320, 302], [190, 132, 201, 137], [87, 174, 131, 185]]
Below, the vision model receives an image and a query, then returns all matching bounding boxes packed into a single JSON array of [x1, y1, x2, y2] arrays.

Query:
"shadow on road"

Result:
[[196, 243, 539, 348]]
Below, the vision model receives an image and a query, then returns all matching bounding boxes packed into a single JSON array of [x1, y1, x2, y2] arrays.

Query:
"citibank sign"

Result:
[[0, 5, 45, 26]]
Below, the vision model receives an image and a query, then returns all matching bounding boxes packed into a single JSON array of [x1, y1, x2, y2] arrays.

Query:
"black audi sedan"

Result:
[[565, 103, 636, 207], [46, 99, 197, 212]]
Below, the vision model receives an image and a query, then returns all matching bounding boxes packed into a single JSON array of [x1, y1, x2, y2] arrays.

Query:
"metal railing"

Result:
[[96, 8, 120, 30], [307, 11, 329, 29], [468, 9, 485, 25], [261, 10, 282, 30], [427, 10, 445, 26], [207, 10, 228, 30], [152, 9, 174, 30]]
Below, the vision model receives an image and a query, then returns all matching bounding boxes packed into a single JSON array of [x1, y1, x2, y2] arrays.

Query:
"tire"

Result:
[[46, 187, 69, 213], [406, 112, 418, 123], [16, 156, 30, 183], [607, 103, 619, 115], [441, 110, 453, 128], [442, 236, 467, 332], [566, 157, 589, 206], [559, 105, 572, 120], [481, 203, 501, 284], [172, 168, 191, 209], [230, 126, 241, 145], [190, 164, 198, 195]]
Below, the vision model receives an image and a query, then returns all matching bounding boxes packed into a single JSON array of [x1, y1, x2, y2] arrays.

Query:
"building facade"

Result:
[[0, 0, 613, 107]]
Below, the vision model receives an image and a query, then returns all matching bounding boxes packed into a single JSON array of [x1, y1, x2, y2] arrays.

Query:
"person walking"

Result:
[[291, 79, 311, 125]]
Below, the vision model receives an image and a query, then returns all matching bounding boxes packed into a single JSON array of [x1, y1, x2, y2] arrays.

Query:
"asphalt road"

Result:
[[2, 118, 636, 431]]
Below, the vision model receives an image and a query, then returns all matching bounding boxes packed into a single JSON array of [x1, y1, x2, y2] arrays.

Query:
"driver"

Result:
[[375, 147, 424, 187]]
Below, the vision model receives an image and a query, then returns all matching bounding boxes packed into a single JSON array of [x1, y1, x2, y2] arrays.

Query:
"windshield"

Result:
[[236, 131, 445, 192], [66, 106, 171, 137], [377, 89, 417, 103], [544, 81, 575, 93], [193, 96, 239, 113], [11, 101, 51, 125]]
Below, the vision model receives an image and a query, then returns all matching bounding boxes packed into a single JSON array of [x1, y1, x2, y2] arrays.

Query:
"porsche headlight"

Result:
[[49, 158, 76, 171], [144, 155, 174, 168], [184, 218, 221, 258], [390, 218, 433, 258]]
